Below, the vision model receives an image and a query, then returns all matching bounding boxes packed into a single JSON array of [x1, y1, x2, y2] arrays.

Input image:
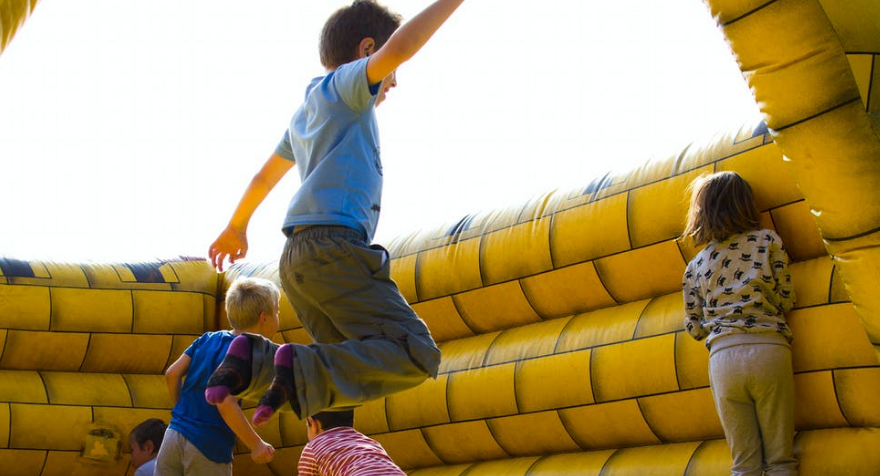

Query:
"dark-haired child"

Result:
[[205, 0, 467, 423], [299, 410, 405, 476], [130, 418, 166, 476]]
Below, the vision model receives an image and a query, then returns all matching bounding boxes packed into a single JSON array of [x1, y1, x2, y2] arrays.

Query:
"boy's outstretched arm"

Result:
[[209, 153, 295, 271], [165, 354, 191, 405], [216, 394, 275, 464], [366, 0, 465, 85]]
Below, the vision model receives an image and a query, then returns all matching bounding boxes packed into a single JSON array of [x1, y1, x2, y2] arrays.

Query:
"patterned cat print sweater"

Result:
[[682, 229, 795, 353]]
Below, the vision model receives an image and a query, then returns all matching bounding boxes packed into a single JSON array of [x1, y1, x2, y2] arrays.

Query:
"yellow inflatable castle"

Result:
[[2, 0, 879, 474]]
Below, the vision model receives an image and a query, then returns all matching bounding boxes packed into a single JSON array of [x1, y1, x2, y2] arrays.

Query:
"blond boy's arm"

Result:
[[165, 354, 191, 405], [366, 0, 465, 85], [208, 152, 295, 272], [216, 395, 275, 464]]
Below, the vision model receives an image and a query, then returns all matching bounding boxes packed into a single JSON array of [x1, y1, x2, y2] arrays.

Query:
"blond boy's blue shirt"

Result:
[[168, 330, 237, 463], [276, 57, 383, 242]]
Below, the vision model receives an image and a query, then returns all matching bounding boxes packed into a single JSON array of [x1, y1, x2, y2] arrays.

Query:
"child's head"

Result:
[[128, 418, 166, 469], [320, 0, 402, 70], [683, 171, 761, 246], [306, 409, 355, 440], [225, 277, 281, 335]]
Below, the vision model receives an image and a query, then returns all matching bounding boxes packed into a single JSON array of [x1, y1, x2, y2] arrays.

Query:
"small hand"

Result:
[[208, 225, 248, 272], [251, 440, 275, 464]]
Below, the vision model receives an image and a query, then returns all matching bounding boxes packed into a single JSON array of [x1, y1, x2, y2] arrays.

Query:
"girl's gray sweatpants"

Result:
[[709, 342, 798, 476]]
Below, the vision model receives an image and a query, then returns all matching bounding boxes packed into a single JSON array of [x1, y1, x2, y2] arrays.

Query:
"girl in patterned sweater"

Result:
[[682, 171, 798, 476]]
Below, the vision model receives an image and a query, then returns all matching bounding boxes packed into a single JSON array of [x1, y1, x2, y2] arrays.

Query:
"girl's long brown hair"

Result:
[[682, 171, 761, 246]]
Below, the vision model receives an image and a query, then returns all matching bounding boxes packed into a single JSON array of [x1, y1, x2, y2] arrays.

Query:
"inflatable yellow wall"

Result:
[[2, 0, 879, 475]]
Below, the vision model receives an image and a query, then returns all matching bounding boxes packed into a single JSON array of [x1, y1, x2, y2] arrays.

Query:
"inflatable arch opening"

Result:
[[2, 0, 880, 474]]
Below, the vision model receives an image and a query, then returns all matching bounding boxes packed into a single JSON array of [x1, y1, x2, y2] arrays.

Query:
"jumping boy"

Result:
[[206, 0, 465, 422], [156, 277, 280, 475]]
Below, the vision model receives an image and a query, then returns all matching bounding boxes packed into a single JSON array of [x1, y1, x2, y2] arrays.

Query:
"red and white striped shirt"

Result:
[[298, 427, 406, 476]]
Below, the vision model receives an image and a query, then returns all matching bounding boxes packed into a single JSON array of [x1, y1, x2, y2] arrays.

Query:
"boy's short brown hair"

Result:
[[320, 0, 402, 69], [225, 277, 281, 330], [129, 418, 166, 451], [312, 409, 355, 430]]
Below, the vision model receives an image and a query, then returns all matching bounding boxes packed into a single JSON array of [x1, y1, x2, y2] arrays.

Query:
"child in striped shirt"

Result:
[[298, 410, 404, 476]]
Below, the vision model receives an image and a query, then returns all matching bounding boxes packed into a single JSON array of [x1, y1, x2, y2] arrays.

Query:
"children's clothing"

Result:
[[683, 229, 795, 352], [134, 457, 156, 476], [156, 331, 237, 474], [710, 342, 797, 474], [682, 228, 797, 475], [269, 57, 440, 417], [156, 428, 232, 476], [275, 57, 384, 242], [278, 226, 439, 417], [298, 427, 405, 476]]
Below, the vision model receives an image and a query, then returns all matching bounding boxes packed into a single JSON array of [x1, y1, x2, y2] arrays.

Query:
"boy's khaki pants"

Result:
[[275, 225, 441, 418]]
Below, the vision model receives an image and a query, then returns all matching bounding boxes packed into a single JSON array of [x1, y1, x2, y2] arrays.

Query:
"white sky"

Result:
[[0, 0, 761, 263]]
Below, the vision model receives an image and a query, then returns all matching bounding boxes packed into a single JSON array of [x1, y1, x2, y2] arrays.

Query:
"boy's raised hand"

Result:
[[365, 0, 465, 85], [208, 153, 295, 272], [209, 225, 248, 272]]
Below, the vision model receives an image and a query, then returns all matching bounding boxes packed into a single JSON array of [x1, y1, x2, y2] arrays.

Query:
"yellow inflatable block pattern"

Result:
[[488, 411, 580, 456], [526, 450, 617, 476], [385, 374, 449, 430], [2, 246, 876, 474], [10, 404, 93, 451], [0, 285, 50, 330], [640, 388, 722, 442], [0, 258, 215, 380], [351, 397, 389, 434], [0, 371, 48, 403], [403, 429, 880, 476], [419, 421, 504, 465], [411, 296, 474, 341], [561, 400, 661, 449], [710, 0, 880, 347], [2, 1, 880, 475], [558, 300, 645, 349], [516, 350, 594, 412], [79, 334, 175, 374], [0, 449, 47, 476], [0, 331, 89, 371], [484, 317, 568, 365], [480, 216, 552, 285], [453, 281, 542, 333], [627, 170, 702, 248], [42, 372, 131, 407], [123, 374, 171, 409], [376, 428, 445, 467], [550, 192, 630, 266], [520, 260, 616, 318], [235, 249, 878, 464]]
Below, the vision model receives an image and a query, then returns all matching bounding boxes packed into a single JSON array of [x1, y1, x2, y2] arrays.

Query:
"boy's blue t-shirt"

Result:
[[168, 330, 237, 463], [275, 57, 383, 242]]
